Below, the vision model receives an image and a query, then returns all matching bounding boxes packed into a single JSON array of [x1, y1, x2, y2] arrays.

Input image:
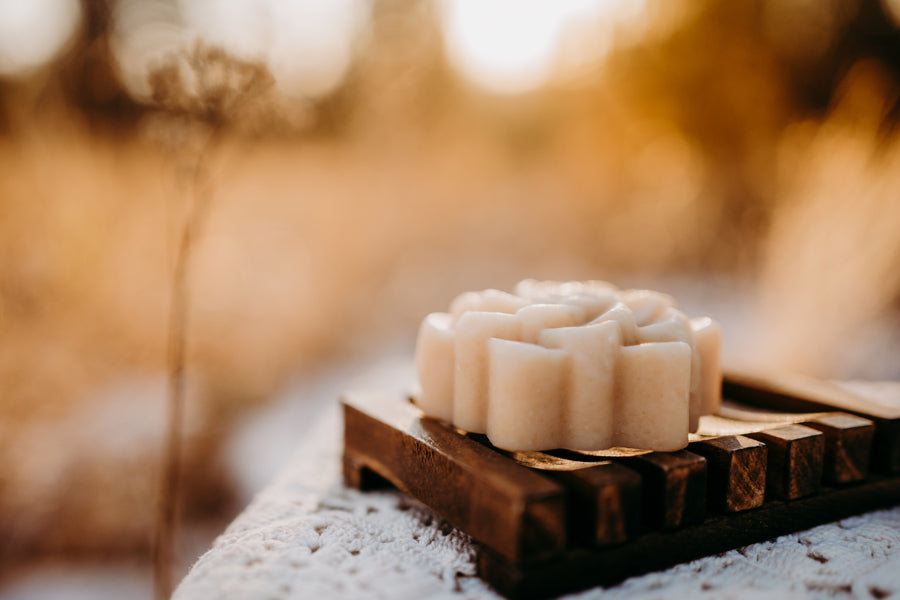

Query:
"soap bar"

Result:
[[414, 280, 722, 452]]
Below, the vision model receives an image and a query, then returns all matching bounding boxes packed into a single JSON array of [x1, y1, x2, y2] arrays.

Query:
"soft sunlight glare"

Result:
[[882, 0, 900, 28], [0, 0, 81, 77], [439, 0, 634, 94]]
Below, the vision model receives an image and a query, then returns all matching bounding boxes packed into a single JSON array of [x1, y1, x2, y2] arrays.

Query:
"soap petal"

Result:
[[620, 289, 676, 325], [486, 338, 568, 451], [514, 279, 616, 303], [414, 312, 456, 422], [561, 293, 615, 322], [635, 308, 702, 431], [450, 289, 528, 320], [515, 303, 585, 344], [614, 342, 691, 452], [453, 311, 520, 433], [538, 321, 620, 450], [591, 302, 639, 346], [691, 317, 723, 416]]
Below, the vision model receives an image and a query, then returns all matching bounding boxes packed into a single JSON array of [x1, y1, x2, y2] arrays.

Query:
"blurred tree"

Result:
[[55, 0, 142, 129], [602, 0, 900, 265], [781, 0, 900, 120], [53, 0, 144, 130], [0, 0, 144, 134]]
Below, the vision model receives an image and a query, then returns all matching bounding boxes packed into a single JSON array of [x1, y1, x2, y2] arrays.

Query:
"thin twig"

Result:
[[153, 132, 219, 600], [149, 44, 278, 599]]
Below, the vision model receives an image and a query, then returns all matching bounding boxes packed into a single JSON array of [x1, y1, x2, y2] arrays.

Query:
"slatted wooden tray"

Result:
[[342, 370, 900, 600]]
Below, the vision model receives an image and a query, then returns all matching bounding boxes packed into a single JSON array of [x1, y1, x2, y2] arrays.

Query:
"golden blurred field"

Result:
[[2, 0, 900, 593]]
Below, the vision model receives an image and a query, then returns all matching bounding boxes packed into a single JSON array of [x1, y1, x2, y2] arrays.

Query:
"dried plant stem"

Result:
[[148, 45, 276, 598], [154, 134, 218, 600]]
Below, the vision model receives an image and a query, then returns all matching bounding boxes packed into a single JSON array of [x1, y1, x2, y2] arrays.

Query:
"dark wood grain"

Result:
[[724, 369, 900, 473], [343, 391, 566, 564], [344, 386, 900, 600], [344, 378, 900, 599], [688, 435, 767, 512], [478, 474, 900, 600], [342, 453, 392, 491], [804, 414, 874, 485], [746, 424, 825, 500], [700, 405, 874, 488], [613, 450, 707, 530], [478, 449, 644, 547], [549, 462, 642, 546]]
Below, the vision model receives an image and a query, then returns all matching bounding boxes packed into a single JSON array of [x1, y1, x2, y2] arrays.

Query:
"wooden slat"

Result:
[[342, 391, 566, 564], [482, 449, 643, 547], [498, 450, 643, 546], [550, 462, 642, 546], [343, 453, 392, 491], [804, 414, 874, 485], [478, 475, 900, 600], [344, 387, 900, 600], [723, 369, 900, 473], [614, 451, 707, 530], [746, 425, 825, 500], [688, 435, 767, 512], [698, 407, 875, 489]]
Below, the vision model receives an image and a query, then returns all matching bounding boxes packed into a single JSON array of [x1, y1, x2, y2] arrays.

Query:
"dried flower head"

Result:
[[147, 42, 310, 137]]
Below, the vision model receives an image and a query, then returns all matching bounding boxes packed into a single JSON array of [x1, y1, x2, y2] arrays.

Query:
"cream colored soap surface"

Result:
[[414, 279, 723, 452]]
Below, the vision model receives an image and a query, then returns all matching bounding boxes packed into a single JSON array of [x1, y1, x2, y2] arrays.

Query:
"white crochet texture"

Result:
[[175, 380, 900, 600]]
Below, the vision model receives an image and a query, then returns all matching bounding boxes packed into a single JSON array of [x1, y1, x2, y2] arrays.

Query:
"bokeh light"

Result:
[[438, 0, 643, 94], [0, 0, 81, 77], [883, 0, 900, 26], [180, 0, 368, 98], [112, 0, 367, 101]]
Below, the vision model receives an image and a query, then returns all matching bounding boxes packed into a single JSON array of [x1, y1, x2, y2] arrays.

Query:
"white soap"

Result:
[[452, 311, 520, 432], [516, 303, 584, 344], [450, 289, 527, 319], [634, 307, 702, 432], [538, 321, 619, 450], [591, 302, 639, 346], [415, 312, 456, 422], [614, 341, 691, 451], [691, 317, 723, 416], [413, 280, 723, 452], [620, 289, 676, 324], [486, 338, 567, 451]]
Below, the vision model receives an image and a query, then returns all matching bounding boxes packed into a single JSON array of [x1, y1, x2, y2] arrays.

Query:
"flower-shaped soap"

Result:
[[414, 280, 721, 452]]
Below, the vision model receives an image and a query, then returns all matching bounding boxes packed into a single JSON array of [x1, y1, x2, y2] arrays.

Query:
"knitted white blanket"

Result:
[[175, 377, 900, 600]]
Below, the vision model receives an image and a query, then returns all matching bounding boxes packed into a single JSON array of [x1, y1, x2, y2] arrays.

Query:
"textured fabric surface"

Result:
[[175, 381, 900, 600]]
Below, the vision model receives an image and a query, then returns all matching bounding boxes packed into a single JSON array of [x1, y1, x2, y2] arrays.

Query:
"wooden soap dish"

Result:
[[342, 370, 900, 600]]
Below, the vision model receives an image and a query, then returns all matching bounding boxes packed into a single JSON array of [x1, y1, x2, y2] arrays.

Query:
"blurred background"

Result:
[[2, 0, 900, 596]]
